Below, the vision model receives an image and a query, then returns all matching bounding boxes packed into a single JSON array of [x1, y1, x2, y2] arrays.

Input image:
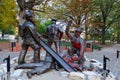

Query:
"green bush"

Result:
[[36, 20, 52, 34], [92, 44, 102, 50], [61, 41, 71, 47]]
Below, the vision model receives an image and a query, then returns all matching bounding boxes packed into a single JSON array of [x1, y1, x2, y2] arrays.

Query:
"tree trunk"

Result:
[[17, 9, 26, 44], [101, 26, 106, 44], [2, 30, 4, 38], [117, 33, 120, 44], [85, 23, 88, 40], [16, 0, 26, 44], [117, 21, 120, 44]]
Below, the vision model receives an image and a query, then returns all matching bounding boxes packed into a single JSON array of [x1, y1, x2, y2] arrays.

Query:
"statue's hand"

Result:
[[41, 34, 48, 39]]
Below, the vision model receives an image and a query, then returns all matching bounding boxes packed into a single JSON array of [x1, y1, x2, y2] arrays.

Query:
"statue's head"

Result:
[[75, 28, 82, 38], [75, 28, 82, 33], [51, 18, 57, 24], [25, 10, 33, 21]]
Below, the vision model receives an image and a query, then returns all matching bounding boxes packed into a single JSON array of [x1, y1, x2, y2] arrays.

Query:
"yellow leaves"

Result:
[[0, 0, 18, 30]]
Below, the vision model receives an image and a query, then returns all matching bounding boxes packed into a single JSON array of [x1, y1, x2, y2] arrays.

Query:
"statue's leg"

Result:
[[27, 56, 53, 78], [31, 44, 40, 63], [34, 49, 40, 63], [47, 41, 59, 70], [47, 40, 52, 55], [54, 41, 60, 53], [36, 62, 52, 75], [14, 62, 44, 70], [47, 40, 53, 47], [67, 47, 72, 56], [27, 63, 52, 78], [18, 44, 28, 64], [49, 42, 60, 70]]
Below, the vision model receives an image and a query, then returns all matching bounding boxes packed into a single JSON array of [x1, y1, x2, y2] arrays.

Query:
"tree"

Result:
[[0, 0, 18, 38], [110, 20, 120, 44], [16, 0, 50, 24], [16, 0, 120, 44], [16, 0, 50, 43], [44, 0, 92, 40], [92, 0, 120, 44]]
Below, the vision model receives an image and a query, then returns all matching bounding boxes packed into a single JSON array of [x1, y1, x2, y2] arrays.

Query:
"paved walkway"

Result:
[[85, 44, 120, 71], [85, 44, 120, 79], [0, 51, 33, 63]]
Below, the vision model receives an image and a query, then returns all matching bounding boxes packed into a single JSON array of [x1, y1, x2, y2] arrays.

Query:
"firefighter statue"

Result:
[[18, 10, 41, 64], [15, 10, 53, 78], [45, 19, 63, 54], [63, 20, 86, 71]]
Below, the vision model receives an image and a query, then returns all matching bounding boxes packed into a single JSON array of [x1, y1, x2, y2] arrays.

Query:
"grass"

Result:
[[61, 41, 71, 47], [92, 44, 102, 50], [0, 39, 10, 42], [60, 41, 103, 51]]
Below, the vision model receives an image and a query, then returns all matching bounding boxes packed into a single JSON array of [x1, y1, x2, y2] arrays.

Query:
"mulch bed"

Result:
[[0, 42, 10, 51]]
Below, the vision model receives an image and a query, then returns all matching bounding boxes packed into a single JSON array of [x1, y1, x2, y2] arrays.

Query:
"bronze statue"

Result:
[[18, 10, 41, 64], [64, 20, 85, 70], [15, 10, 55, 78], [15, 55, 53, 78], [45, 19, 63, 54], [16, 10, 56, 78], [16, 12, 79, 78]]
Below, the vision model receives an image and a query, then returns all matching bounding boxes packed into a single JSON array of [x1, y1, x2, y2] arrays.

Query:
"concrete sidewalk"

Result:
[[85, 44, 120, 79]]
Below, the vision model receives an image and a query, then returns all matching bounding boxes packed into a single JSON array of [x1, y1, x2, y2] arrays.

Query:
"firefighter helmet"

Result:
[[75, 28, 82, 33]]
